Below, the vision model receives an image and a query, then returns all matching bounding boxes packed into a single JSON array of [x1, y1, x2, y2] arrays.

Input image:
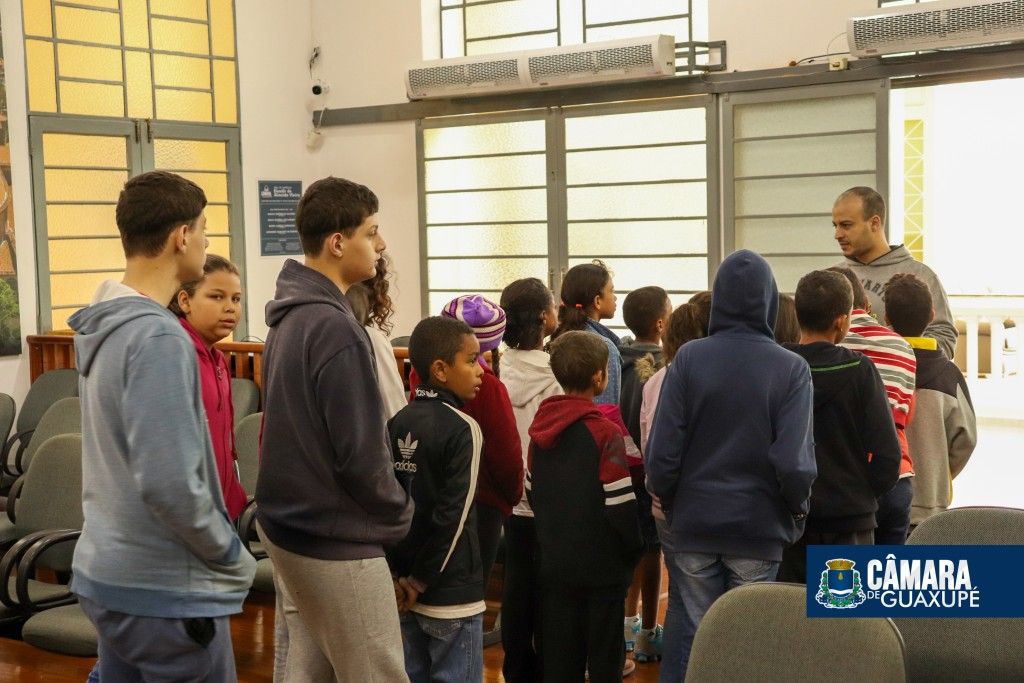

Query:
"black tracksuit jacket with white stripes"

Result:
[[527, 395, 644, 590], [386, 385, 485, 614]]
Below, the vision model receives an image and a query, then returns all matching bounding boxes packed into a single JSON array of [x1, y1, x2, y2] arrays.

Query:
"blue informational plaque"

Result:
[[807, 545, 1024, 617], [258, 180, 303, 256]]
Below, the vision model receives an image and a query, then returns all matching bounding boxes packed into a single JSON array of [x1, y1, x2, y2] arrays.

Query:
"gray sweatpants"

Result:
[[259, 530, 409, 683], [79, 596, 236, 682]]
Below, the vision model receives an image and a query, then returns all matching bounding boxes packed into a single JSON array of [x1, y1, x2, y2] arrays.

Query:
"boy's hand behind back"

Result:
[[398, 576, 421, 613]]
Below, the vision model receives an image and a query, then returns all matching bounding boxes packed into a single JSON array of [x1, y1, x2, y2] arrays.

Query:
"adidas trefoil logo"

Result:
[[395, 433, 418, 473]]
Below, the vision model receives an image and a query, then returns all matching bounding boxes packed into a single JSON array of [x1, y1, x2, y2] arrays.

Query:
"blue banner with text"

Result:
[[807, 545, 1024, 617]]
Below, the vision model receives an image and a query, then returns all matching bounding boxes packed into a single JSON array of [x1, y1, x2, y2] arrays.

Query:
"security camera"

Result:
[[311, 79, 330, 96]]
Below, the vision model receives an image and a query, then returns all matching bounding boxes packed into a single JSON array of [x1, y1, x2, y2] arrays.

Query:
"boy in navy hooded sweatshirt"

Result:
[[646, 249, 817, 682]]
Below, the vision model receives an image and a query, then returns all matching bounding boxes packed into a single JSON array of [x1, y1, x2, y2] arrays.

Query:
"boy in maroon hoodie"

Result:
[[528, 331, 644, 683]]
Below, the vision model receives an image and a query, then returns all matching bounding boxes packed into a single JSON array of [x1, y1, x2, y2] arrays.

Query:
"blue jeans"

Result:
[[660, 552, 779, 683], [401, 611, 483, 683], [875, 477, 914, 545]]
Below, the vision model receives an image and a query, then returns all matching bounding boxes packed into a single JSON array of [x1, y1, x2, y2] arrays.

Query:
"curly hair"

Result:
[[364, 253, 395, 334]]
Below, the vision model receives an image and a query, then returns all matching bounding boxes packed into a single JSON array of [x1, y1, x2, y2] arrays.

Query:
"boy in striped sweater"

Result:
[[528, 331, 644, 682], [830, 266, 918, 544]]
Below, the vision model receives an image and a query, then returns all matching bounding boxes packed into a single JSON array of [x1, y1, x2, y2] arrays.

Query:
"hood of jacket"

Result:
[[843, 244, 911, 268], [501, 349, 561, 408], [619, 341, 662, 385], [708, 250, 778, 339], [529, 395, 602, 450], [784, 342, 861, 410], [265, 259, 351, 329], [69, 282, 179, 377]]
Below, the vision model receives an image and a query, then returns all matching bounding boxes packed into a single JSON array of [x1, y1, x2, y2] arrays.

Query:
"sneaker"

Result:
[[623, 614, 641, 652], [634, 625, 663, 663], [623, 658, 636, 677]]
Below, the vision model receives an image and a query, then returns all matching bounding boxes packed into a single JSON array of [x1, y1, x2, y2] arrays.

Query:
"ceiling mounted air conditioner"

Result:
[[848, 0, 1024, 57], [406, 35, 676, 100]]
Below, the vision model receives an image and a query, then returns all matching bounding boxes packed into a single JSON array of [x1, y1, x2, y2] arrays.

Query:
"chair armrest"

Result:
[[6, 476, 25, 524], [0, 530, 57, 609], [2, 429, 33, 477], [237, 498, 266, 560], [15, 529, 81, 612]]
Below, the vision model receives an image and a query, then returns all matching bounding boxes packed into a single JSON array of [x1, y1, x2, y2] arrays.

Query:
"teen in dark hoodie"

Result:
[[777, 270, 901, 584], [256, 177, 413, 681], [528, 331, 643, 683], [645, 249, 816, 683]]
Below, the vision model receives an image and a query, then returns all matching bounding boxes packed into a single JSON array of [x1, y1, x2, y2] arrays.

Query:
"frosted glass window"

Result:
[[569, 220, 706, 255], [210, 0, 236, 57], [26, 40, 57, 112], [424, 121, 545, 158], [154, 54, 211, 90], [587, 18, 688, 44], [57, 44, 122, 81], [155, 89, 214, 123], [425, 155, 546, 192], [568, 256, 707, 292], [467, 33, 558, 57], [44, 169, 128, 202], [441, 8, 465, 59], [734, 95, 876, 139], [568, 182, 706, 220], [207, 236, 231, 258], [735, 174, 875, 217], [736, 217, 839, 255], [566, 144, 705, 184], [152, 18, 210, 55], [23, 0, 52, 37], [465, 0, 556, 40], [764, 256, 839, 293], [51, 271, 121, 306], [54, 6, 120, 46], [126, 51, 154, 118], [49, 238, 125, 272], [427, 224, 548, 257], [151, 0, 207, 21], [43, 134, 127, 168], [47, 205, 119, 238], [176, 172, 228, 203], [205, 205, 230, 233], [51, 308, 77, 331], [123, 1, 149, 47], [566, 108, 705, 149], [58, 81, 124, 117], [585, 0, 688, 25], [427, 189, 547, 224], [735, 133, 876, 177], [155, 139, 227, 172], [213, 60, 238, 124], [428, 258, 548, 290]]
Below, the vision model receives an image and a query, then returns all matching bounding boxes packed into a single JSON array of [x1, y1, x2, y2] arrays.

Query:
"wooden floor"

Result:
[[0, 587, 664, 682]]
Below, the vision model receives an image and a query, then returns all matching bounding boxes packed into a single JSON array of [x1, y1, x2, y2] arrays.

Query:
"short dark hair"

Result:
[[296, 177, 379, 256], [774, 293, 800, 344], [116, 171, 207, 257], [623, 286, 670, 339], [500, 277, 553, 350], [409, 316, 474, 381], [794, 270, 853, 333], [837, 186, 886, 225], [662, 303, 705, 363], [687, 291, 712, 336], [883, 273, 932, 337], [827, 266, 870, 310], [168, 254, 240, 317], [549, 331, 608, 393]]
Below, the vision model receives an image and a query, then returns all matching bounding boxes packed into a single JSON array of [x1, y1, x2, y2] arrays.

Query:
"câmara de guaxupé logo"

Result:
[[815, 558, 866, 609]]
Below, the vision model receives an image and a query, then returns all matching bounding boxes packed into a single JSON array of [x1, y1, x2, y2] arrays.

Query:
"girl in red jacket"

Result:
[[408, 294, 524, 583], [169, 254, 248, 521]]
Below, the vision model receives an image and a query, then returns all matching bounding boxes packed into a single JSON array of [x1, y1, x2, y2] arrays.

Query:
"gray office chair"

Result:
[[895, 507, 1024, 682], [2, 368, 79, 479], [686, 582, 906, 683], [234, 411, 262, 497], [231, 378, 260, 427]]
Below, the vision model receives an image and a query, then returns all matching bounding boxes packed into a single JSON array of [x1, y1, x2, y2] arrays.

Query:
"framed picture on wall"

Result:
[[0, 22, 21, 357]]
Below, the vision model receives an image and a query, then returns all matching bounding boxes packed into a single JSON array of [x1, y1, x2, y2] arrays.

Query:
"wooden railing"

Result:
[[27, 334, 412, 397]]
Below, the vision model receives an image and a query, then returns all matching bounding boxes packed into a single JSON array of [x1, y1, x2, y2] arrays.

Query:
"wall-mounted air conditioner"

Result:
[[848, 0, 1024, 58], [406, 35, 676, 100]]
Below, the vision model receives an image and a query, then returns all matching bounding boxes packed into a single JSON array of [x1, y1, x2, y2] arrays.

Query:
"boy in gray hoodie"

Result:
[[70, 171, 255, 681]]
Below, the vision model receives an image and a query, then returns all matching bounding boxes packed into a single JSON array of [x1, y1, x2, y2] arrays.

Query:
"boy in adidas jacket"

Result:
[[387, 316, 486, 683], [528, 331, 644, 683]]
